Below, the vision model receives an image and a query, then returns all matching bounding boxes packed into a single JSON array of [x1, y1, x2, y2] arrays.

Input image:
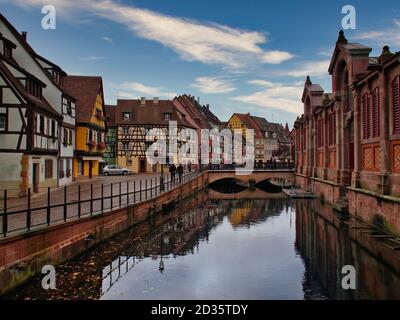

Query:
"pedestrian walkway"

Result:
[[0, 171, 199, 238]]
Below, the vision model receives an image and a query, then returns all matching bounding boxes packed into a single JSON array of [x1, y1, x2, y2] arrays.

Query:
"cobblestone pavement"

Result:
[[0, 172, 195, 238]]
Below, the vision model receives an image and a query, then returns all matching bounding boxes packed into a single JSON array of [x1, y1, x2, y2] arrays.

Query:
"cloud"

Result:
[[9, 0, 294, 69], [354, 19, 400, 46], [282, 60, 330, 78], [192, 76, 236, 94], [115, 81, 177, 99], [248, 79, 275, 87], [78, 55, 105, 61], [231, 81, 303, 114], [261, 50, 295, 64], [102, 36, 113, 43]]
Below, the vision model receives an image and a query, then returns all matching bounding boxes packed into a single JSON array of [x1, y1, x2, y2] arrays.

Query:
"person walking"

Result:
[[177, 164, 183, 184], [169, 163, 176, 182]]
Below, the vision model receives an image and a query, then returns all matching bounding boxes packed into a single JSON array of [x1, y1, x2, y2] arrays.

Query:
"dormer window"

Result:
[[164, 113, 172, 121], [123, 112, 131, 120], [3, 42, 13, 59], [26, 79, 42, 98]]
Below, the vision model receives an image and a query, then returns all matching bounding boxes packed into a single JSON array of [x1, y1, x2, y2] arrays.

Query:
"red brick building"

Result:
[[294, 31, 400, 234]]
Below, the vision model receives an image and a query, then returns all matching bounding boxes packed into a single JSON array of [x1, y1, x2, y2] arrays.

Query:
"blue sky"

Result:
[[1, 0, 400, 126]]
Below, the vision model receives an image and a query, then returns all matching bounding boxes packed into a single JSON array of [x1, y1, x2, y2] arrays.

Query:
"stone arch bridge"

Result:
[[207, 169, 295, 186]]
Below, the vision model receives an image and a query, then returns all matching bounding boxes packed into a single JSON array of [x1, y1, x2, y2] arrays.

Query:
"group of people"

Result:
[[168, 163, 185, 183]]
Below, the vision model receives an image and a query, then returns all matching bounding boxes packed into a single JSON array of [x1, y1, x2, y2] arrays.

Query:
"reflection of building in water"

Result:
[[228, 199, 287, 227], [296, 200, 400, 299]]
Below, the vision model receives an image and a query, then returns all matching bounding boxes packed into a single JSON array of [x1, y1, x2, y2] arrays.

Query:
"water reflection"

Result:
[[2, 192, 400, 300]]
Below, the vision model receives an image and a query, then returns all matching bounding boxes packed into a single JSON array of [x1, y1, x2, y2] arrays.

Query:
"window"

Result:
[[123, 112, 130, 120], [59, 159, 64, 178], [3, 43, 13, 59], [123, 127, 129, 135], [45, 159, 53, 179], [68, 130, 73, 145], [88, 129, 93, 142], [63, 128, 68, 146], [0, 113, 6, 131], [39, 116, 45, 135], [372, 88, 380, 137], [123, 142, 129, 151], [362, 93, 371, 139], [26, 79, 42, 98], [164, 113, 172, 121], [393, 76, 400, 134], [317, 118, 323, 147], [51, 120, 56, 138], [97, 132, 102, 143], [327, 113, 336, 146]]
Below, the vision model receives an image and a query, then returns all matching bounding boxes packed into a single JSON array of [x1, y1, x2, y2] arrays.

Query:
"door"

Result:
[[139, 159, 146, 173], [349, 142, 354, 171], [89, 161, 93, 179], [32, 163, 39, 193]]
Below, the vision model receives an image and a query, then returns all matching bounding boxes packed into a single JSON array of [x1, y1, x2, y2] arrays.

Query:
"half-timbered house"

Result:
[[115, 97, 193, 173]]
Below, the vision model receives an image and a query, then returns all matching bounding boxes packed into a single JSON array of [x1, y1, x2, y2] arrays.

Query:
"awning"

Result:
[[82, 156, 103, 161]]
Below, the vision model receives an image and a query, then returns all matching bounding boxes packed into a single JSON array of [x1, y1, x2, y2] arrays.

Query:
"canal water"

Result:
[[2, 190, 400, 300]]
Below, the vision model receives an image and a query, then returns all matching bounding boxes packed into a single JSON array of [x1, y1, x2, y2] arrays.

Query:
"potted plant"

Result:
[[88, 140, 96, 150], [97, 142, 106, 150], [66, 169, 71, 177]]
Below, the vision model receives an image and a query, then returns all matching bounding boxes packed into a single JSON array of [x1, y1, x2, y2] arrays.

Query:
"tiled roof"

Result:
[[63, 75, 104, 124], [115, 99, 194, 128], [231, 113, 263, 138], [0, 59, 61, 118], [105, 105, 116, 127]]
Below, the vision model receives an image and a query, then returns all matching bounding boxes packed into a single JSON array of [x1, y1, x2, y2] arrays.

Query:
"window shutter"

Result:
[[393, 77, 400, 134], [362, 94, 369, 139], [372, 88, 380, 137]]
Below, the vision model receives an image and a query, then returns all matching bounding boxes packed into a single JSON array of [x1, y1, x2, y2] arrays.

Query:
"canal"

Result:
[[2, 189, 400, 300]]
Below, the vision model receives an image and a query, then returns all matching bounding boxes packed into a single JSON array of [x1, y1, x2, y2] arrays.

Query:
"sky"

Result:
[[1, 0, 400, 126]]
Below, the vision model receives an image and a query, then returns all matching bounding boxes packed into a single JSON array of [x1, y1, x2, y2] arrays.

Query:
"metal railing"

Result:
[[0, 163, 294, 238], [0, 171, 199, 238]]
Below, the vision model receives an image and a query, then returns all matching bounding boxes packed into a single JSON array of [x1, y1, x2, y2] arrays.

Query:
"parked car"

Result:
[[103, 165, 131, 176]]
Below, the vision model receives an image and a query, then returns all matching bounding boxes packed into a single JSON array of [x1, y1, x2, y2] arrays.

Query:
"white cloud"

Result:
[[115, 81, 177, 99], [283, 60, 330, 78], [232, 82, 303, 114], [354, 19, 400, 46], [192, 76, 236, 94], [261, 50, 294, 64], [78, 55, 105, 61], [102, 36, 113, 43], [248, 79, 275, 87], [9, 0, 294, 68]]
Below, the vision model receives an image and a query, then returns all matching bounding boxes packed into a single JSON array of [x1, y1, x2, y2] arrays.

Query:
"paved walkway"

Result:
[[0, 172, 196, 238]]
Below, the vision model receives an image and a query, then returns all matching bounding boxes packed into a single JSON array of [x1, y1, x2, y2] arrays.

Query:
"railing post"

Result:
[[139, 180, 142, 202], [111, 183, 113, 210], [27, 188, 31, 231], [145, 179, 148, 200], [101, 183, 104, 213], [63, 186, 67, 222], [127, 181, 129, 206], [119, 182, 122, 208], [46, 187, 50, 226], [133, 181, 136, 204], [90, 184, 93, 215], [150, 178, 153, 198], [3, 190, 7, 237], [78, 185, 81, 218]]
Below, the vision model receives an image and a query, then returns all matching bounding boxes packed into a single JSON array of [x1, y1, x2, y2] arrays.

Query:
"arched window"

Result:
[[372, 88, 380, 137], [393, 76, 400, 134]]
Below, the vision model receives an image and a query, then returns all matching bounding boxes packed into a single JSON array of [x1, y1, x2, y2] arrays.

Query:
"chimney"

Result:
[[21, 31, 28, 42], [141, 97, 146, 105], [153, 97, 159, 104]]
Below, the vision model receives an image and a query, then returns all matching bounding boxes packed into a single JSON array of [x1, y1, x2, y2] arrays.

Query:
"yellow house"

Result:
[[64, 76, 107, 179]]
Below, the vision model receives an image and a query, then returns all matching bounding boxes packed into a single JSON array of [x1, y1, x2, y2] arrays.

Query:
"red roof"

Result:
[[63, 75, 104, 124]]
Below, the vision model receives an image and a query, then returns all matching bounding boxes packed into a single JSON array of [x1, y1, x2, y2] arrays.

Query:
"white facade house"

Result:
[[0, 14, 76, 196]]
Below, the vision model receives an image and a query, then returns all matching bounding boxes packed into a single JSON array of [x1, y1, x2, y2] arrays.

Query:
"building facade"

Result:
[[104, 104, 116, 166], [294, 31, 400, 234], [64, 76, 107, 179], [0, 14, 76, 196], [115, 97, 193, 173]]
